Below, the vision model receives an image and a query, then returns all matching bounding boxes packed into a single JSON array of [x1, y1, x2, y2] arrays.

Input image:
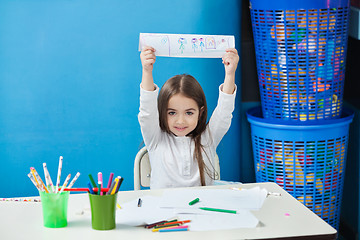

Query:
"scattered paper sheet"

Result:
[[116, 187, 267, 231], [159, 187, 268, 210], [178, 210, 259, 231], [139, 33, 235, 58], [116, 196, 176, 226]]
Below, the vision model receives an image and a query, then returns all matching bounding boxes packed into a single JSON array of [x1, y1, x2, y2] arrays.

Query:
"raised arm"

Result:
[[140, 46, 156, 91], [221, 48, 239, 94]]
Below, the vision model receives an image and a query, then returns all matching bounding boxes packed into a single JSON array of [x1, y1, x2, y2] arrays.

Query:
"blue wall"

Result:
[[0, 0, 242, 197]]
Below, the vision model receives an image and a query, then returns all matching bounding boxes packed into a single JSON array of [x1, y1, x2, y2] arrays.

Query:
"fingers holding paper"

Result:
[[222, 48, 239, 76], [140, 46, 156, 72]]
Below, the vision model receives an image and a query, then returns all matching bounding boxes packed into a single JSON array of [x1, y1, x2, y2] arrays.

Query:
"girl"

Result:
[[139, 46, 239, 189]]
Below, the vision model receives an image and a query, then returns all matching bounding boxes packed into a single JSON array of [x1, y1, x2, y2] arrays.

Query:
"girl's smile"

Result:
[[167, 93, 201, 137]]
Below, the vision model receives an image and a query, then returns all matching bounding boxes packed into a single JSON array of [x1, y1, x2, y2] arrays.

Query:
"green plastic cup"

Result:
[[40, 191, 70, 228], [88, 193, 118, 230]]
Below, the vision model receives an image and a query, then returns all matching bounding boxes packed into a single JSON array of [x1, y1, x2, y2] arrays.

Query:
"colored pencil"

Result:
[[107, 172, 114, 188], [27, 173, 41, 191], [59, 174, 71, 194], [199, 207, 237, 214], [157, 220, 191, 227], [62, 187, 110, 192], [55, 156, 63, 193], [98, 172, 103, 195], [158, 227, 188, 232], [87, 182, 95, 194], [43, 163, 54, 193], [31, 167, 48, 193], [153, 225, 189, 232], [88, 174, 97, 188], [67, 172, 80, 189]]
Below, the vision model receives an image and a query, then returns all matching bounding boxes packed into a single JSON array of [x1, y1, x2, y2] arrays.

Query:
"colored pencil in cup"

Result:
[[31, 167, 48, 193], [27, 173, 41, 191], [67, 172, 80, 189], [106, 180, 116, 195], [97, 181, 102, 195], [59, 174, 71, 194], [63, 187, 109, 192], [88, 174, 97, 188], [30, 169, 42, 191], [98, 172, 103, 195], [107, 172, 114, 189], [115, 176, 123, 193], [87, 182, 95, 194], [55, 156, 63, 193], [109, 177, 119, 195], [43, 163, 55, 193]]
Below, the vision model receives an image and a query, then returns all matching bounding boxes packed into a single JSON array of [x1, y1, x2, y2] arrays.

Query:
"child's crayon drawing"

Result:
[[139, 33, 235, 58], [178, 37, 187, 54], [205, 37, 216, 49]]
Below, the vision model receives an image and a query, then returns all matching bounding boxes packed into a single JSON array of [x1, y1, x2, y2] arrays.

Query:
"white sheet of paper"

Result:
[[139, 33, 235, 58], [115, 187, 265, 231], [178, 210, 259, 231], [159, 187, 268, 211], [116, 196, 177, 226]]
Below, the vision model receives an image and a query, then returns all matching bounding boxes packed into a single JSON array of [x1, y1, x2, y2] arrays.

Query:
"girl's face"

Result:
[[167, 93, 201, 137]]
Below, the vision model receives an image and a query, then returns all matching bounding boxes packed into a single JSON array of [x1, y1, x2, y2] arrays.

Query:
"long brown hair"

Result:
[[158, 74, 212, 186]]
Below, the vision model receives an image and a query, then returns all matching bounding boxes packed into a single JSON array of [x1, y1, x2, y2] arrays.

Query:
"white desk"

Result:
[[0, 182, 336, 240]]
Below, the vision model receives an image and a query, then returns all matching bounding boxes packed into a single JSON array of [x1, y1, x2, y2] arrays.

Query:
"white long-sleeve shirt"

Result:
[[138, 84, 236, 189]]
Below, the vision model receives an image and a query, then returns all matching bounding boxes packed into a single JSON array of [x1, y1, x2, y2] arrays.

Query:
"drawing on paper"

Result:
[[178, 37, 187, 54], [205, 37, 216, 49], [191, 38, 198, 52], [139, 33, 235, 58], [199, 38, 205, 52]]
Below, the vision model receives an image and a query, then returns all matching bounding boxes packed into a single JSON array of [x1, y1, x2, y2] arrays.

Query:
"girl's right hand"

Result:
[[140, 46, 156, 72]]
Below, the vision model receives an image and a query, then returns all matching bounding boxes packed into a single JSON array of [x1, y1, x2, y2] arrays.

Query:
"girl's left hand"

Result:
[[222, 48, 239, 75]]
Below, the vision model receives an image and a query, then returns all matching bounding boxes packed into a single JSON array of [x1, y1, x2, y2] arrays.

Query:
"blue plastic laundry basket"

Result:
[[247, 106, 354, 229], [250, 0, 350, 121]]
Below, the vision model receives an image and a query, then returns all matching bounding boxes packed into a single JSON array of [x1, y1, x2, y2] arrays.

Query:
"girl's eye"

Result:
[[168, 111, 176, 116], [186, 112, 194, 116]]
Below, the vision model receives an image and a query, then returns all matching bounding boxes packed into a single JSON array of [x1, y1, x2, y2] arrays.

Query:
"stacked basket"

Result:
[[247, 0, 353, 229]]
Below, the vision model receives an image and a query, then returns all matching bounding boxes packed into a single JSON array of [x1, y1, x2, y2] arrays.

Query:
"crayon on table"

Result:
[[188, 198, 200, 205], [145, 219, 178, 229], [144, 220, 167, 229], [158, 220, 191, 227], [154, 223, 181, 229], [158, 227, 188, 233], [199, 207, 237, 214], [152, 225, 189, 232]]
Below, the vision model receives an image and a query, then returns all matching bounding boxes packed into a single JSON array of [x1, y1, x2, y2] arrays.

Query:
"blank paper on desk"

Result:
[[159, 187, 268, 210], [139, 33, 235, 58]]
